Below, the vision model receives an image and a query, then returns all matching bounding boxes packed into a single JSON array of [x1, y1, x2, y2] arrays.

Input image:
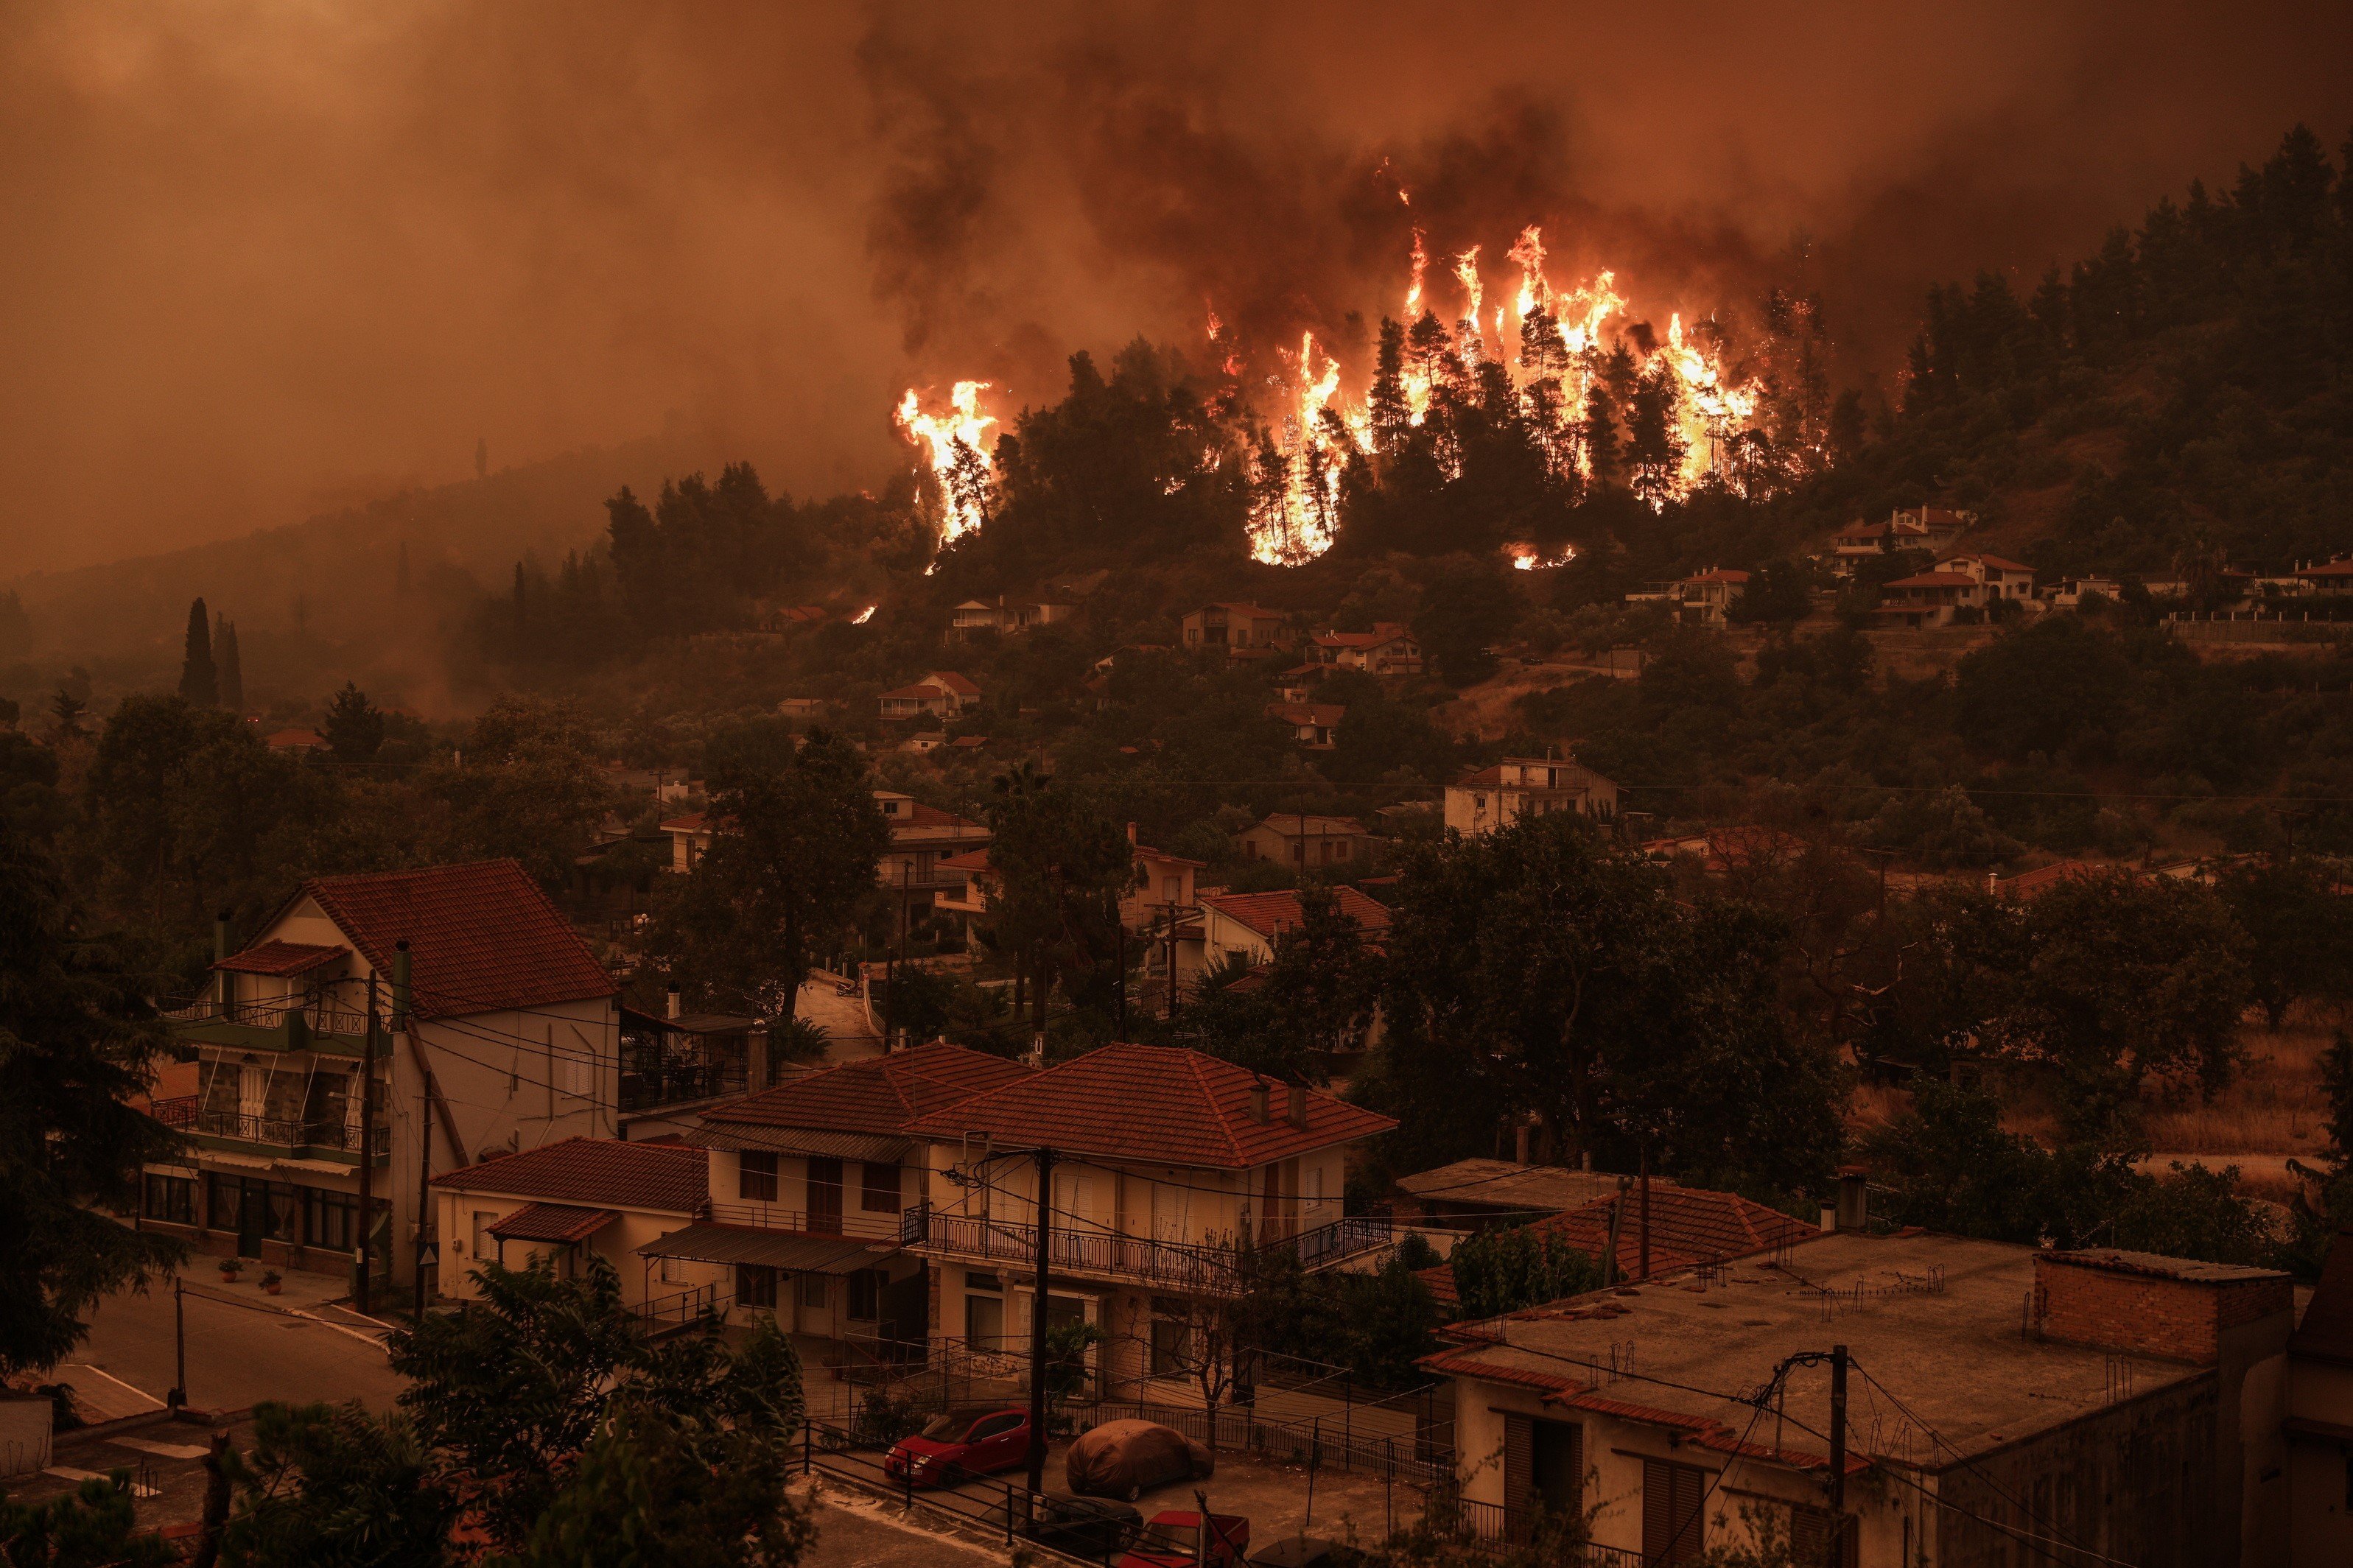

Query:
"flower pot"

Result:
[[264, 1283, 282, 1295]]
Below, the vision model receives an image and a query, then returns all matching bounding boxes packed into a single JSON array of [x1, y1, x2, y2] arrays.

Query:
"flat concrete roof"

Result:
[[1397, 1159, 1664, 1214], [1429, 1231, 2208, 1469]]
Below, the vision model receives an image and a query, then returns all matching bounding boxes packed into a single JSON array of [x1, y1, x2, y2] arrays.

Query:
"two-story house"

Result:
[[873, 792, 992, 935], [1675, 569, 1749, 627], [1308, 623, 1423, 675], [1829, 507, 1975, 575], [1871, 569, 1982, 627], [639, 1042, 1034, 1361], [430, 1136, 713, 1312], [950, 600, 1076, 641], [147, 860, 620, 1293], [935, 827, 1199, 950], [1443, 757, 1619, 837], [1939, 552, 2035, 602], [877, 670, 983, 721], [1190, 887, 1394, 980], [1233, 813, 1372, 869], [899, 1042, 1397, 1399], [1181, 603, 1291, 655]]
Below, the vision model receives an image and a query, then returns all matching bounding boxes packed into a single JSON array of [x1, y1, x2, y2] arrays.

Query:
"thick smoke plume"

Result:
[[1, 0, 2348, 577]]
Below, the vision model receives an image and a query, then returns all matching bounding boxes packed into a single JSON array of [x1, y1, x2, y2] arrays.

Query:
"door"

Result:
[[967, 1411, 1025, 1470], [236, 1180, 264, 1255], [807, 1157, 843, 1234], [879, 1270, 929, 1357]]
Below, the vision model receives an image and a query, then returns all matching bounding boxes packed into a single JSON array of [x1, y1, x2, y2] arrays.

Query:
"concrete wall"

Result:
[[431, 1190, 720, 1309], [2036, 1256, 2292, 1366]]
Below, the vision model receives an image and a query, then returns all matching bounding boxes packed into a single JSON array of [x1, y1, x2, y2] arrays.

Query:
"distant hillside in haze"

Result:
[[0, 424, 743, 717]]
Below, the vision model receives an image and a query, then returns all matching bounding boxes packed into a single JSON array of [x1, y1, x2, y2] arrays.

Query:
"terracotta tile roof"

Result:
[[1681, 569, 1751, 586], [902, 804, 985, 832], [880, 682, 950, 702], [216, 940, 349, 977], [939, 848, 992, 872], [1199, 887, 1393, 943], [662, 812, 709, 833], [1249, 814, 1368, 836], [1947, 553, 2034, 574], [1884, 572, 1978, 588], [901, 1041, 1396, 1169], [298, 859, 615, 1019], [926, 671, 983, 696], [432, 1136, 706, 1213], [1454, 764, 1505, 787], [264, 728, 327, 750], [1535, 1186, 1817, 1278], [487, 1202, 620, 1244], [699, 1041, 1032, 1137], [2298, 560, 2353, 578]]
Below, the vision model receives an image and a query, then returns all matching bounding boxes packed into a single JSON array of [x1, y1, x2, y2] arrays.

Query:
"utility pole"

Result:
[[355, 974, 379, 1315], [1164, 907, 1178, 1019], [169, 1276, 185, 1411], [1025, 1145, 1057, 1495], [1828, 1343, 1848, 1519], [1116, 920, 1128, 1039], [394, 941, 433, 1322]]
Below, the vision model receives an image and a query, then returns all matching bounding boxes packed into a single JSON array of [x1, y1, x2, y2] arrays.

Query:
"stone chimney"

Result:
[[1835, 1165, 1869, 1231], [1249, 1083, 1271, 1124], [666, 985, 681, 1022], [1287, 1083, 1310, 1130]]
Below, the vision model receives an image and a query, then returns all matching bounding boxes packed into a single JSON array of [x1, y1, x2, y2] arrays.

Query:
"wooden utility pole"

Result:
[[355, 974, 379, 1314], [1828, 1343, 1848, 1513], [1116, 921, 1128, 1038], [1025, 1145, 1057, 1494], [393, 941, 434, 1321]]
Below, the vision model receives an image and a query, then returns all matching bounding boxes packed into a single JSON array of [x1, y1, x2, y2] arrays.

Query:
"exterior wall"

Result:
[[1197, 906, 1274, 971], [432, 1189, 719, 1309], [710, 1148, 911, 1241], [1234, 823, 1369, 867], [2287, 1357, 2353, 1567], [2035, 1257, 2292, 1366]]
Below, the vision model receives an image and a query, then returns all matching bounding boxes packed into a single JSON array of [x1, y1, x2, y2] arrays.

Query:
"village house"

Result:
[[1443, 756, 1619, 837], [662, 790, 990, 932], [615, 988, 771, 1141], [145, 860, 620, 1293], [1264, 701, 1345, 749], [1940, 552, 2036, 602], [2290, 558, 2353, 597], [1829, 506, 1976, 574], [1180, 602, 1292, 655], [642, 1042, 1034, 1363], [1872, 569, 1982, 628], [1389, 1158, 1663, 1244], [898, 1042, 1397, 1398], [1189, 885, 1394, 977], [1308, 622, 1423, 675], [1122, 824, 1202, 933], [264, 727, 327, 755], [877, 669, 983, 720], [2045, 574, 2122, 608], [776, 697, 828, 719], [429, 1136, 712, 1312], [1675, 569, 1749, 627], [1233, 812, 1374, 869], [754, 604, 830, 633], [1429, 1232, 2290, 1567], [949, 597, 1076, 641]]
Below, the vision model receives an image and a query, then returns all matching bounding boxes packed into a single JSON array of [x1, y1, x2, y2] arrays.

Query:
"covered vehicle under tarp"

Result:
[[1063, 1419, 1213, 1501]]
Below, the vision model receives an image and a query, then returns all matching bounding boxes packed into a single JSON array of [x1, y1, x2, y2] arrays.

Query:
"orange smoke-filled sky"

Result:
[[1, 0, 2348, 576]]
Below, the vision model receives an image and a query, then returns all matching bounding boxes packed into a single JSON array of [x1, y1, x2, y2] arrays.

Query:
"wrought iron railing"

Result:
[[1420, 1486, 1644, 1566], [900, 1203, 1392, 1294], [701, 1200, 902, 1240], [147, 1095, 385, 1156], [618, 1058, 744, 1111], [161, 992, 373, 1039]]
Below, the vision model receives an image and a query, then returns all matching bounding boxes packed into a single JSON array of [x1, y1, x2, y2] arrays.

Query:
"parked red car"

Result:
[[1115, 1509, 1250, 1568], [883, 1407, 1034, 1487]]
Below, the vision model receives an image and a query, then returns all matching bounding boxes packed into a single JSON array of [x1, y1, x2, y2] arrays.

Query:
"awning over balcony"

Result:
[[488, 1203, 620, 1245], [637, 1223, 895, 1274]]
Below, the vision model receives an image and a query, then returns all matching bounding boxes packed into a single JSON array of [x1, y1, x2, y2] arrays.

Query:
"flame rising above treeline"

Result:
[[897, 221, 1791, 567]]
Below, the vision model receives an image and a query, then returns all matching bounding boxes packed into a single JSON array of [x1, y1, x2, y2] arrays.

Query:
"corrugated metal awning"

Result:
[[637, 1223, 896, 1273], [689, 1126, 915, 1163]]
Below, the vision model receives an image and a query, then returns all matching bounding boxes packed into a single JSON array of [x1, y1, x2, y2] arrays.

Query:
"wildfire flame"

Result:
[[1507, 542, 1577, 571], [895, 381, 997, 546], [852, 605, 876, 625]]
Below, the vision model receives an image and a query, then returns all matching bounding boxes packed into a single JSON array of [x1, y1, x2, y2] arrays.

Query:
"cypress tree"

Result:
[[214, 616, 244, 712], [178, 598, 217, 706]]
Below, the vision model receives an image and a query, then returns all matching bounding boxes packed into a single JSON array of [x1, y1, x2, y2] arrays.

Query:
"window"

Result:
[[1641, 1458, 1707, 1566], [558, 1049, 594, 1097], [1161, 876, 1180, 902], [305, 1189, 358, 1252], [1149, 1296, 1193, 1377], [969, 1413, 1022, 1441], [737, 1264, 779, 1308], [860, 1162, 902, 1215], [1334, 840, 1350, 859], [471, 1209, 499, 1262], [659, 1248, 684, 1285], [807, 1157, 844, 1234], [847, 1269, 882, 1321], [801, 1272, 829, 1310], [1790, 1508, 1856, 1568], [1289, 840, 1303, 863], [738, 1151, 778, 1203], [143, 1173, 195, 1226], [208, 1173, 242, 1231]]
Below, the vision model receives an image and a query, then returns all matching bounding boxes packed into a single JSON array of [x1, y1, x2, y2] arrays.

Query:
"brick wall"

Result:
[[2035, 1255, 2291, 1364]]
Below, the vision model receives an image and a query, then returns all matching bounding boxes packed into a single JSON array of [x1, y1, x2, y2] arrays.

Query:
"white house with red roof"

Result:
[[429, 1136, 711, 1312], [1828, 505, 1976, 575], [898, 1041, 1397, 1397], [149, 859, 622, 1294], [1675, 569, 1750, 627], [877, 669, 983, 720], [1263, 701, 1345, 749], [1179, 602, 1292, 654], [643, 1042, 1034, 1357], [1308, 622, 1423, 675], [1444, 756, 1619, 838], [1192, 885, 1394, 976], [1232, 812, 1373, 870]]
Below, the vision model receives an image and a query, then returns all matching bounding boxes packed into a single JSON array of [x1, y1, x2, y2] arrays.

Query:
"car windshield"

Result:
[[1142, 1522, 1199, 1552], [918, 1413, 969, 1440]]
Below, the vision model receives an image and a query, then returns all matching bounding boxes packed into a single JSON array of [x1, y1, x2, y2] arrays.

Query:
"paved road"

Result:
[[60, 1266, 403, 1418]]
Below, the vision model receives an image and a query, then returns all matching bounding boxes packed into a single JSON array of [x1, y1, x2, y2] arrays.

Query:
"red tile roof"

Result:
[[1681, 569, 1751, 586], [927, 671, 983, 696], [901, 803, 985, 832], [662, 812, 710, 833], [700, 1041, 1033, 1136], [264, 728, 327, 750], [298, 860, 616, 1019], [1422, 1186, 1820, 1308], [2298, 560, 2353, 578], [1947, 553, 2033, 574], [902, 1042, 1396, 1169], [432, 1136, 706, 1213], [1199, 886, 1394, 943], [1884, 572, 1978, 588], [1993, 859, 2105, 901], [216, 940, 349, 977], [487, 1202, 620, 1244], [1249, 814, 1368, 836], [939, 848, 993, 872]]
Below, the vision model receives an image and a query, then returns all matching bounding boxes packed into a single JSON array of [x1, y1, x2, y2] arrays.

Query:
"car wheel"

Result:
[[941, 1463, 966, 1488]]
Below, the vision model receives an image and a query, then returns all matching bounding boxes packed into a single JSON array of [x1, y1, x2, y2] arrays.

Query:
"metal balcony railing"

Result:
[[147, 1095, 385, 1156], [161, 993, 374, 1040], [618, 1059, 744, 1112], [899, 1203, 1392, 1295], [701, 1200, 903, 1241]]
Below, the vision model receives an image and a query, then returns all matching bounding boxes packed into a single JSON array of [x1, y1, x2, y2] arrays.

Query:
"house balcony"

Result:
[[618, 1058, 746, 1114], [702, 1200, 906, 1242], [899, 1203, 1392, 1296], [148, 1095, 389, 1165], [161, 994, 372, 1057]]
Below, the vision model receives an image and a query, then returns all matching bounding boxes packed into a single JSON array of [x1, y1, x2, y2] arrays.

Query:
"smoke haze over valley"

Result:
[[2, 0, 2349, 587]]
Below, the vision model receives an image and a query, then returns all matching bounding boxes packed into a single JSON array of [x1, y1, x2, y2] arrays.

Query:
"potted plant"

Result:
[[218, 1256, 242, 1283], [260, 1270, 283, 1296]]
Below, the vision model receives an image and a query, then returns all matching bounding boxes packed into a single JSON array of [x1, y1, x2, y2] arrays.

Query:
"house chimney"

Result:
[[1835, 1165, 1869, 1231], [1513, 1121, 1531, 1164], [1249, 1083, 1271, 1124], [666, 985, 682, 1022], [1127, 821, 1138, 845], [1287, 1083, 1309, 1130]]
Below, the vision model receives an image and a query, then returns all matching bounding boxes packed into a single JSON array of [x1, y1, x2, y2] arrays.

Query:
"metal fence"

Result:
[[146, 1095, 384, 1156], [901, 1204, 1395, 1295], [1421, 1484, 1646, 1567]]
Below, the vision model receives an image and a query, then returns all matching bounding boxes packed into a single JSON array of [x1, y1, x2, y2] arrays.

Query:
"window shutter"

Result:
[[1643, 1460, 1673, 1563], [1503, 1414, 1533, 1544]]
